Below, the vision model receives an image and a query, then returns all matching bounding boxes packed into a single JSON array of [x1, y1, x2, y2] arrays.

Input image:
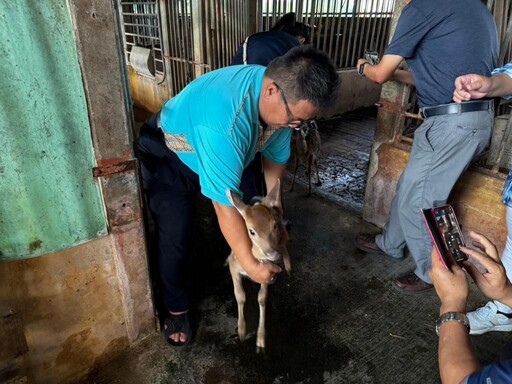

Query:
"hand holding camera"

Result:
[[364, 49, 380, 65]]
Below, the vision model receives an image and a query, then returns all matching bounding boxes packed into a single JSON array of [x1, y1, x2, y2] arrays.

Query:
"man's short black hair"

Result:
[[270, 12, 311, 44], [265, 45, 340, 109]]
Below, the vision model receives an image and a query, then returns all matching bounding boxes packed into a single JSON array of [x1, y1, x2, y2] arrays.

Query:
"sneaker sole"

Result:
[[470, 324, 512, 335]]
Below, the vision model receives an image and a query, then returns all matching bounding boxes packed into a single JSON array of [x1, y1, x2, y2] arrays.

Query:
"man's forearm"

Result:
[[212, 201, 258, 273], [391, 69, 414, 85], [438, 302, 479, 384], [438, 322, 480, 384], [486, 73, 512, 98]]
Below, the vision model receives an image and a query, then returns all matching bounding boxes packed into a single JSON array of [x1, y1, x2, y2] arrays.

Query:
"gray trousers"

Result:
[[376, 108, 493, 283]]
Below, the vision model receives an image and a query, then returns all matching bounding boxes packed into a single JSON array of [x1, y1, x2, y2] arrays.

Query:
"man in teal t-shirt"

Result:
[[136, 46, 339, 349]]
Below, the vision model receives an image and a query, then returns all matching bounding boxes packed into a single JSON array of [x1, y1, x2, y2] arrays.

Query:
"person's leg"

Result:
[[239, 161, 259, 204], [137, 119, 200, 345], [404, 111, 492, 283], [373, 118, 439, 260], [467, 205, 512, 334]]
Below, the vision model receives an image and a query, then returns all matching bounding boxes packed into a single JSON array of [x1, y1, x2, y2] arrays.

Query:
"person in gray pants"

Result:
[[354, 0, 498, 294]]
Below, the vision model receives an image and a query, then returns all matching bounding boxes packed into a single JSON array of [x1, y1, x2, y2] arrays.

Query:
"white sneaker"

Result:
[[467, 300, 512, 335]]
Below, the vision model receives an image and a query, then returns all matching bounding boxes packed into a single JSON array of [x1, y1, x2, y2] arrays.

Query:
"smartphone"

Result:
[[364, 50, 380, 65], [422, 204, 468, 269]]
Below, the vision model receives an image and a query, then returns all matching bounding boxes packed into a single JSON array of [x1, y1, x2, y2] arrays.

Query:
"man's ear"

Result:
[[298, 36, 306, 45], [262, 79, 279, 100]]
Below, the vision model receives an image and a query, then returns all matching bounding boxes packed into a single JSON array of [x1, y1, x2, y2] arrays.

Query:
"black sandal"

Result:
[[164, 312, 192, 350]]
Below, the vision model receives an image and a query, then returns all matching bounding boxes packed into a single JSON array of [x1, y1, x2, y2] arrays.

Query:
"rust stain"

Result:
[[376, 99, 402, 114], [96, 157, 131, 167]]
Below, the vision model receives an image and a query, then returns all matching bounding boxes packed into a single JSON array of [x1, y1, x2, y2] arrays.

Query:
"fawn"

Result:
[[289, 120, 322, 195], [226, 179, 291, 353]]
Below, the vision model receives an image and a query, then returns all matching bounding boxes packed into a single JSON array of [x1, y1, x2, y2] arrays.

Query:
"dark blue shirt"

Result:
[[231, 31, 301, 66], [466, 360, 512, 383], [385, 0, 498, 107]]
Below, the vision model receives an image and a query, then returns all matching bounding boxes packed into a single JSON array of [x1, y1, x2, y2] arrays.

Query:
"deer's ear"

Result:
[[226, 189, 246, 215], [264, 179, 282, 208]]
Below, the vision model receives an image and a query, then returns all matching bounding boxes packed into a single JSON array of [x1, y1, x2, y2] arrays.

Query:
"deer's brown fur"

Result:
[[226, 179, 290, 353]]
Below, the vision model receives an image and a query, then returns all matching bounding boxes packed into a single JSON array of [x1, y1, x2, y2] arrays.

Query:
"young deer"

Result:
[[289, 120, 322, 195], [226, 179, 291, 353]]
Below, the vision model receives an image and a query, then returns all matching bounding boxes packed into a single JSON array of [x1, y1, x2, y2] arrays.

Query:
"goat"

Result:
[[226, 179, 291, 353], [289, 120, 322, 195]]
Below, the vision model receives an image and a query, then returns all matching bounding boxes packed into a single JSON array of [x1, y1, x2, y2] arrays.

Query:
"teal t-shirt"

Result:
[[160, 65, 292, 206]]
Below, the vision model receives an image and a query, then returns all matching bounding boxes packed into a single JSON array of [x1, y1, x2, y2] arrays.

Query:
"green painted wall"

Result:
[[0, 1, 107, 260]]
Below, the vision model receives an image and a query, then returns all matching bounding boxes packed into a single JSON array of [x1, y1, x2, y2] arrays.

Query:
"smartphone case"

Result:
[[421, 204, 467, 269]]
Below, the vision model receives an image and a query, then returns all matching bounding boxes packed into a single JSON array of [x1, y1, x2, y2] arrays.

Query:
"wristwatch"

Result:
[[358, 62, 365, 76], [435, 312, 470, 336]]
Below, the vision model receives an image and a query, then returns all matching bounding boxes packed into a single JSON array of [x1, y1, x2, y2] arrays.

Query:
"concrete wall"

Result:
[[0, 1, 155, 383], [322, 69, 382, 117], [130, 67, 382, 117], [128, 67, 170, 113]]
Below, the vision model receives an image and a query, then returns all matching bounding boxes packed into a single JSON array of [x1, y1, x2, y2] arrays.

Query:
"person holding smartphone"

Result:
[[430, 231, 512, 383], [452, 65, 512, 334]]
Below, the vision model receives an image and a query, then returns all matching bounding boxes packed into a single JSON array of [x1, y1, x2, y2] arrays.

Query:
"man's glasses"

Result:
[[274, 82, 314, 129]]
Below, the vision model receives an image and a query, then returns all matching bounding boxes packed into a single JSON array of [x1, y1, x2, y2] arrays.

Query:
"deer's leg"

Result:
[[282, 248, 292, 273], [314, 157, 322, 186], [228, 260, 246, 341], [289, 156, 299, 192], [256, 283, 268, 354], [307, 156, 313, 195]]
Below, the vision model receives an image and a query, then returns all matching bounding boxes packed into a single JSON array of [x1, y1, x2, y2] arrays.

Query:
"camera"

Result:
[[364, 49, 380, 65]]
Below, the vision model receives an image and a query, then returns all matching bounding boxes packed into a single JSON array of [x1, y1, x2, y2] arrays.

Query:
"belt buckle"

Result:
[[419, 108, 427, 119]]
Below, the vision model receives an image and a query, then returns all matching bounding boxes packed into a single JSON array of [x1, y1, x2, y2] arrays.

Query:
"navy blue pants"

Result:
[[136, 114, 260, 312]]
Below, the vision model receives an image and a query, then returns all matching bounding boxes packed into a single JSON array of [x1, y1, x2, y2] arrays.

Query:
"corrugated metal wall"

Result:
[[0, 2, 107, 260]]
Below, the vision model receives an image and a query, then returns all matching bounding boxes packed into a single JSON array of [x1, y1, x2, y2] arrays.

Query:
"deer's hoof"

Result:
[[256, 346, 265, 354]]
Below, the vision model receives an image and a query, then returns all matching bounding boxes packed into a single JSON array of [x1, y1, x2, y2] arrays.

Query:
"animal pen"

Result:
[[2, 0, 512, 382]]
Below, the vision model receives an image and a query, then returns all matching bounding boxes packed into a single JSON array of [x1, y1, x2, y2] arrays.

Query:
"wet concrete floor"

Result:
[[79, 109, 510, 384]]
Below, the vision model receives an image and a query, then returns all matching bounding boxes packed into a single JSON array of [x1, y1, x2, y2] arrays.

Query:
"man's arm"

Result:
[[212, 201, 281, 284], [453, 72, 512, 103], [357, 54, 413, 85], [429, 249, 480, 384]]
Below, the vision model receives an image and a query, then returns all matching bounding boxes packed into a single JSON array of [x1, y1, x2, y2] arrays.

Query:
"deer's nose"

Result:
[[265, 250, 280, 262]]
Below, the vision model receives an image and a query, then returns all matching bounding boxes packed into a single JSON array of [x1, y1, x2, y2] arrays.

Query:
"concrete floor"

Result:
[[78, 110, 510, 384]]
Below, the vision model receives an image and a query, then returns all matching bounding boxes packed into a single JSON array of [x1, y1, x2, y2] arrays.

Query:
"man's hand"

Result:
[[462, 231, 512, 305], [357, 58, 369, 73], [429, 248, 468, 313], [453, 74, 491, 103], [212, 200, 282, 285], [245, 261, 282, 284]]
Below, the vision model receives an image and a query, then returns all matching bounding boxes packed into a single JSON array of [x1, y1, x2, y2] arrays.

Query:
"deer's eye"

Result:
[[249, 229, 256, 236]]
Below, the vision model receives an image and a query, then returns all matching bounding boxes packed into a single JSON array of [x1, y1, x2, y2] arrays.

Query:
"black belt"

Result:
[[420, 100, 492, 119]]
